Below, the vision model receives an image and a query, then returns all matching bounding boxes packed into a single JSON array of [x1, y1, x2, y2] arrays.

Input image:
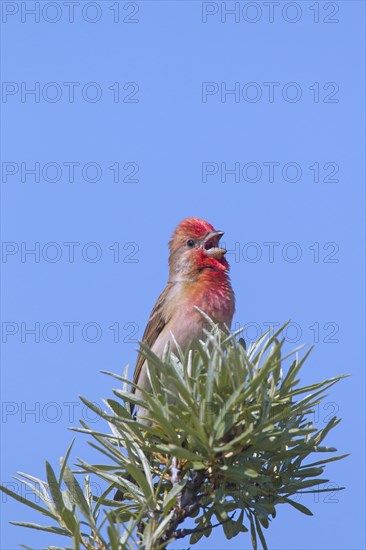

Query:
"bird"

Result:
[[132, 217, 235, 418], [114, 218, 235, 500]]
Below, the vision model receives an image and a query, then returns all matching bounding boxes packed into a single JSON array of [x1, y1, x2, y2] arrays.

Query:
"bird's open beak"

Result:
[[203, 231, 226, 258]]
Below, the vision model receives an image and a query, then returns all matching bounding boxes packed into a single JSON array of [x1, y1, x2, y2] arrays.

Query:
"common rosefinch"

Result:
[[114, 218, 235, 500], [133, 217, 235, 417]]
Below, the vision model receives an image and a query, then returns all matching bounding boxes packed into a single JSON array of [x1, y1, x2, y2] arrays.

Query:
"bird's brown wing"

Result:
[[132, 283, 172, 389]]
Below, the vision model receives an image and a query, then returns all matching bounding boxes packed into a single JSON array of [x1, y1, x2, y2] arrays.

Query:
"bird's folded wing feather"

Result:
[[132, 283, 173, 388]]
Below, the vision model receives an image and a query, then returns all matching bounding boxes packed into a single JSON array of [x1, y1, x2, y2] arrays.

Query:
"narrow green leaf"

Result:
[[282, 497, 313, 516], [156, 444, 205, 463], [13, 476, 54, 514], [254, 515, 269, 549], [222, 518, 236, 539], [62, 465, 94, 524], [10, 522, 70, 536], [162, 478, 187, 512], [0, 484, 57, 519], [303, 453, 350, 468], [61, 507, 78, 532], [58, 438, 76, 484], [45, 462, 64, 517], [247, 511, 257, 550]]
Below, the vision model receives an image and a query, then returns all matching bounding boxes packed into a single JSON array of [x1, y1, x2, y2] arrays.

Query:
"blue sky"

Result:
[[1, 1, 365, 549]]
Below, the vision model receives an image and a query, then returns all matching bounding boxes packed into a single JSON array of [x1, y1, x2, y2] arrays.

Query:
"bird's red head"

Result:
[[168, 217, 229, 280]]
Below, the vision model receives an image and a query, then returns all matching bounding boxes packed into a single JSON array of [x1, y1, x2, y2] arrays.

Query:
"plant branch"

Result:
[[157, 469, 206, 546]]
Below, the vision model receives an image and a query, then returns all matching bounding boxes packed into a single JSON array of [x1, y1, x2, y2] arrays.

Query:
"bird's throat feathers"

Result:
[[194, 261, 233, 300]]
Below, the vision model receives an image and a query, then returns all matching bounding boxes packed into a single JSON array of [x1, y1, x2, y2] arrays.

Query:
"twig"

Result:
[[157, 469, 206, 546], [170, 457, 180, 486]]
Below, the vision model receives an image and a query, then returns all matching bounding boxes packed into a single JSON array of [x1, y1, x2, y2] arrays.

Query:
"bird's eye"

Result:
[[187, 239, 195, 247]]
